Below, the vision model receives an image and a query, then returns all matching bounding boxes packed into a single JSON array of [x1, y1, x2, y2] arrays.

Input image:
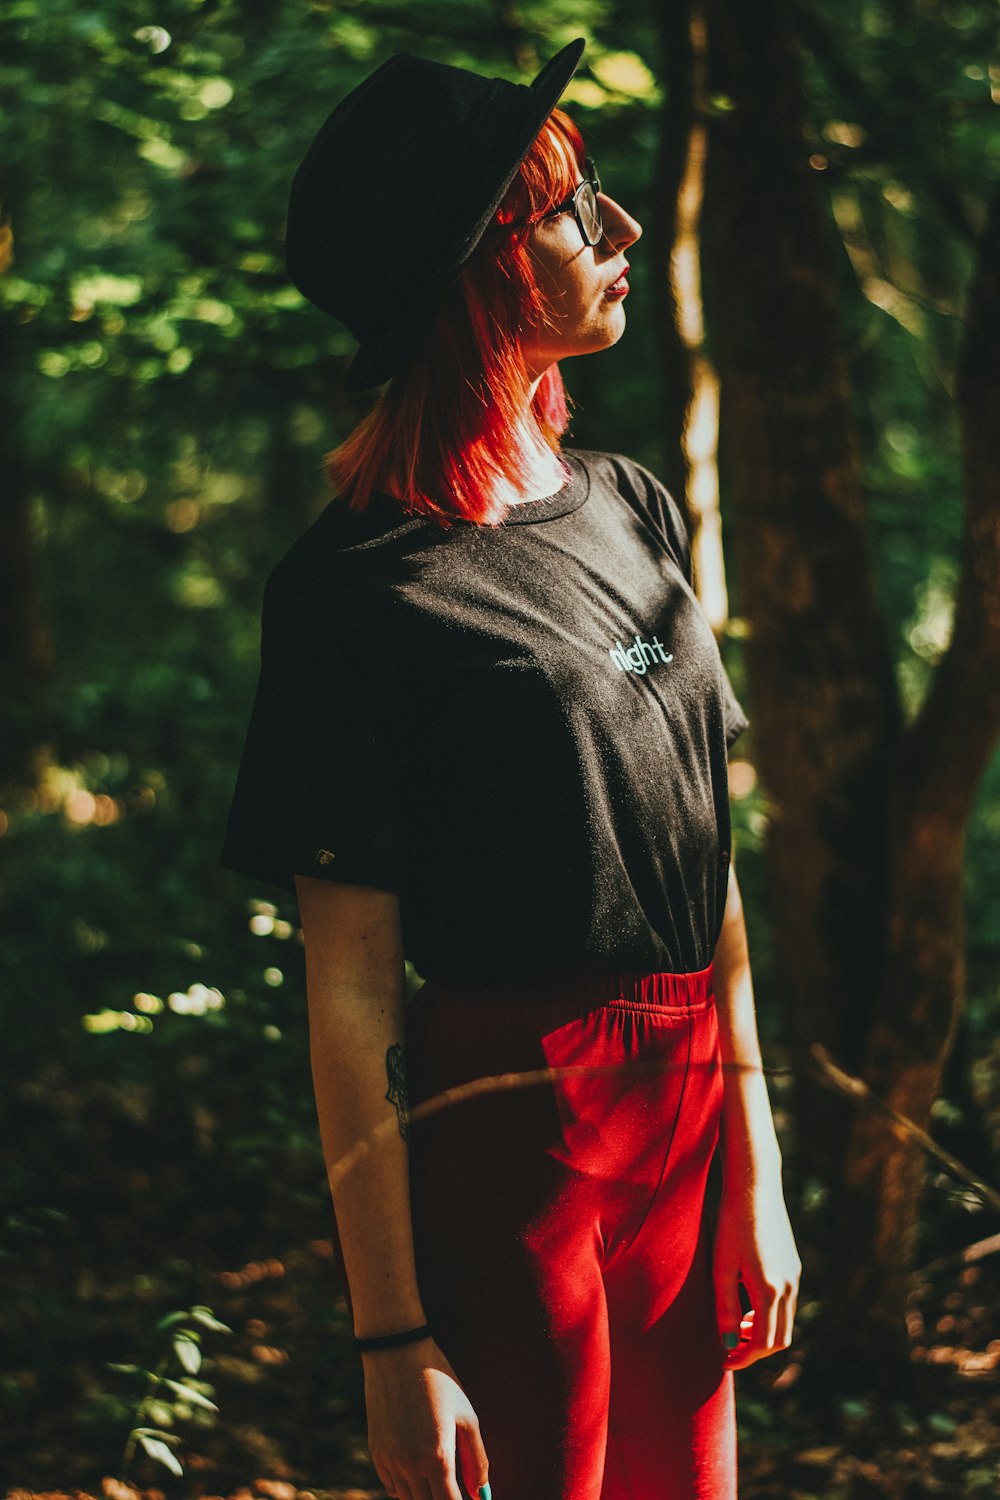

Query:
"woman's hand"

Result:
[[363, 1337, 491, 1500], [710, 1158, 802, 1371], [708, 864, 802, 1370]]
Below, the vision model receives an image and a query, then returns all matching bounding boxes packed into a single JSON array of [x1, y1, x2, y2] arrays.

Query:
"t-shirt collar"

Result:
[[490, 450, 590, 525]]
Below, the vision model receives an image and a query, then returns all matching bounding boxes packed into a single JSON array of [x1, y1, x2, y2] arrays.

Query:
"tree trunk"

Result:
[[0, 207, 55, 794], [650, 0, 734, 631], [700, 0, 900, 1189], [699, 0, 1000, 1383], [649, 0, 696, 514], [831, 180, 1000, 1377]]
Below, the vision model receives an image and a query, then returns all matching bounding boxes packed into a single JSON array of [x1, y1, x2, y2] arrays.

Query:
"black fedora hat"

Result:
[[285, 38, 587, 391]]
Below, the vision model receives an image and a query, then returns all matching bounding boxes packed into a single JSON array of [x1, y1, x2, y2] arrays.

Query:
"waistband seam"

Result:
[[597, 995, 715, 1014]]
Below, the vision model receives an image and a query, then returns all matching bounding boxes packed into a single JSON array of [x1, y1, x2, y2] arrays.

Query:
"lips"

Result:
[[605, 263, 630, 292]]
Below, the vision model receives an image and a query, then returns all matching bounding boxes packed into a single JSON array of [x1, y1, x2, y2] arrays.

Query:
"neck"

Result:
[[495, 411, 566, 506], [492, 366, 564, 506]]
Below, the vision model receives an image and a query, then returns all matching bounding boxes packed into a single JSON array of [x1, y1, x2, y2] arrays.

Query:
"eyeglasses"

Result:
[[498, 158, 604, 248]]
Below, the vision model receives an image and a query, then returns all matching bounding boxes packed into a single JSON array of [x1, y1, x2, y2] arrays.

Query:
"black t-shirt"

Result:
[[218, 448, 749, 982]]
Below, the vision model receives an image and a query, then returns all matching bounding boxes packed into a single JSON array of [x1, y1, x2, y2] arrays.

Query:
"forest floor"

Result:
[[3, 1224, 998, 1500]]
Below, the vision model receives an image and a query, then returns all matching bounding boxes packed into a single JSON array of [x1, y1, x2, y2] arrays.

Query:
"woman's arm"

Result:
[[712, 862, 782, 1179], [295, 876, 490, 1500], [710, 860, 802, 1369], [296, 875, 426, 1337]]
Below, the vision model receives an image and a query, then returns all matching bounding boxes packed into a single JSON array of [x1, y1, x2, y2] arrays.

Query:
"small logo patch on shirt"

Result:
[[609, 633, 673, 675]]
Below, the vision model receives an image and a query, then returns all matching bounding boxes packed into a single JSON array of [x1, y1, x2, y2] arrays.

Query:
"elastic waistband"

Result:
[[420, 960, 715, 1012], [596, 962, 715, 1009]]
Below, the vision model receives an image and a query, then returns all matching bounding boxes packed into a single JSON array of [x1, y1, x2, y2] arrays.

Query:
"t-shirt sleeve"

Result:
[[719, 666, 750, 751], [218, 563, 403, 896], [617, 453, 751, 752]]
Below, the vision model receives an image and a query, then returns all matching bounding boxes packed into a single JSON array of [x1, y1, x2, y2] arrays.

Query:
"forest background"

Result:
[[2, 0, 999, 1496]]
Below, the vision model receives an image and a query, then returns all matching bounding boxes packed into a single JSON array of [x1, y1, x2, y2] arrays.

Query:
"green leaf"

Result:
[[161, 1378, 219, 1411], [173, 1334, 201, 1373], [137, 1431, 183, 1476], [155, 1310, 194, 1332], [104, 1362, 145, 1375], [131, 1428, 181, 1443], [186, 1306, 231, 1333]]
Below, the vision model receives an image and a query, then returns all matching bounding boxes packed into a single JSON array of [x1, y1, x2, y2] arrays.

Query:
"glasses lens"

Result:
[[579, 181, 602, 245]]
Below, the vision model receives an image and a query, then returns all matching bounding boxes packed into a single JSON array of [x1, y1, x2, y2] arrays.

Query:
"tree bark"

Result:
[[701, 0, 900, 1190], [699, 0, 1000, 1383], [833, 180, 1000, 1375], [649, 0, 696, 513], [0, 208, 55, 795], [651, 0, 734, 631]]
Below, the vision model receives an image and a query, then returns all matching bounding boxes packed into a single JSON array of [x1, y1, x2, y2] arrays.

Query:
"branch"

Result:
[[810, 1042, 1000, 1213], [324, 1048, 1000, 1220], [916, 1230, 1000, 1276]]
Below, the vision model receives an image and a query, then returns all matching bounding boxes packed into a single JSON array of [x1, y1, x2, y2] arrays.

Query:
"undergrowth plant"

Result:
[[107, 1303, 231, 1480]]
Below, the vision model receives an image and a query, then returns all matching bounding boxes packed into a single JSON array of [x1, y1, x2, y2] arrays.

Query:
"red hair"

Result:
[[322, 107, 587, 529]]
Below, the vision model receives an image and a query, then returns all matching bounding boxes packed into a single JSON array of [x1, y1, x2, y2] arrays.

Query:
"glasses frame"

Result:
[[497, 157, 604, 247]]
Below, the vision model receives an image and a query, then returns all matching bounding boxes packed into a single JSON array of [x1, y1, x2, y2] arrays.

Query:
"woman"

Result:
[[220, 38, 801, 1500]]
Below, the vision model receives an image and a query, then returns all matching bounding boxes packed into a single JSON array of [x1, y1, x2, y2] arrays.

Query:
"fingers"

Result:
[[376, 1466, 401, 1500], [372, 1459, 398, 1498], [774, 1276, 798, 1353], [379, 1457, 464, 1500], [723, 1277, 798, 1371], [714, 1280, 744, 1356], [379, 1450, 467, 1500], [427, 1464, 465, 1500], [385, 1472, 412, 1500], [722, 1309, 756, 1369], [456, 1416, 491, 1500]]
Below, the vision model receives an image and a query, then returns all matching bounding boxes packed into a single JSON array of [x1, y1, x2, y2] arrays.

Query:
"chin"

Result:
[[534, 319, 628, 365], [596, 320, 627, 352]]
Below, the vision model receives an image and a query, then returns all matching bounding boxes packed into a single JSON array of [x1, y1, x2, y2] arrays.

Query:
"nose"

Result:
[[598, 193, 642, 255]]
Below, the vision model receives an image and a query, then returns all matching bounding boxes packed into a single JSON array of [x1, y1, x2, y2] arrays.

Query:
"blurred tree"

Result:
[[694, 0, 999, 1382], [836, 174, 1000, 1379], [647, 0, 738, 630], [0, 205, 56, 791]]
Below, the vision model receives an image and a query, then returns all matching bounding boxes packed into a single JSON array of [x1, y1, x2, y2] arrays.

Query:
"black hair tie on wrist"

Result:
[[354, 1323, 432, 1352]]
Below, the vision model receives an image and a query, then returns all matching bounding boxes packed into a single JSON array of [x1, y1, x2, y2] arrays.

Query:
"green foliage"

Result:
[[107, 1303, 229, 1481]]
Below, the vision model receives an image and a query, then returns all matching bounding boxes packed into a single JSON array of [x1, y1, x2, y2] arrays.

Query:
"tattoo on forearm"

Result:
[[385, 1043, 409, 1140]]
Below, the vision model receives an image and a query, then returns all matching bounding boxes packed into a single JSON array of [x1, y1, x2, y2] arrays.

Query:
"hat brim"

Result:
[[343, 37, 587, 393]]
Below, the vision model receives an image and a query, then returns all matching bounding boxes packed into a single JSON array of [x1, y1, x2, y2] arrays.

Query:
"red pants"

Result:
[[399, 962, 737, 1500]]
